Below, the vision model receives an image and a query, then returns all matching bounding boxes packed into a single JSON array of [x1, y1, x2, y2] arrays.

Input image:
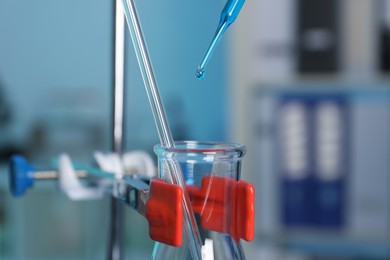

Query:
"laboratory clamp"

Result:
[[8, 141, 254, 259]]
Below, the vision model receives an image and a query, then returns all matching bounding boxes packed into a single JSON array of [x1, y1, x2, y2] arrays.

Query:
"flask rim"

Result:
[[154, 141, 246, 156]]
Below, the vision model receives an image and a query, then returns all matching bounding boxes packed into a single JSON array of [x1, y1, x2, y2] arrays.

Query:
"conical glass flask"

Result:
[[151, 141, 253, 260]]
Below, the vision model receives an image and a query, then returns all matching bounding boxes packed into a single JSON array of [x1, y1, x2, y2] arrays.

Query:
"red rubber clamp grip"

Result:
[[188, 176, 255, 242], [146, 179, 183, 247]]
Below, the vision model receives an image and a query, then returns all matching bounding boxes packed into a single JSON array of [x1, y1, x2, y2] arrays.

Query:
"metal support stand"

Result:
[[107, 0, 126, 259]]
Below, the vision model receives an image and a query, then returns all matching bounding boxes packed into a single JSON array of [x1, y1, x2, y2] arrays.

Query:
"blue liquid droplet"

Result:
[[195, 68, 205, 80]]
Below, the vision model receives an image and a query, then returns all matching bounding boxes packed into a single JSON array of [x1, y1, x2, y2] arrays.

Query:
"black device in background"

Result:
[[297, 0, 339, 73], [380, 0, 390, 72], [0, 85, 10, 125], [380, 29, 390, 72], [0, 82, 24, 162]]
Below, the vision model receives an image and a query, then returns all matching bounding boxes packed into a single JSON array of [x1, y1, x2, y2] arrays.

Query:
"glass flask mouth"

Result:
[[153, 141, 247, 157], [152, 141, 250, 260]]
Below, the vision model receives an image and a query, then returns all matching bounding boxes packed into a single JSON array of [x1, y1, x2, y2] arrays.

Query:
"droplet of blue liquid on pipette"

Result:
[[195, 67, 205, 80], [195, 0, 245, 80]]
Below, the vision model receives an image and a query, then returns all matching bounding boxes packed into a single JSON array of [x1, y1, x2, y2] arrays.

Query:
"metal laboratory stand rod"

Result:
[[107, 0, 126, 259]]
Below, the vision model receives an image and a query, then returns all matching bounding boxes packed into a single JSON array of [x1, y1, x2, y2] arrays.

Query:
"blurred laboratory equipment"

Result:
[[250, 85, 390, 259], [195, 0, 245, 80], [151, 141, 254, 260], [277, 93, 347, 228]]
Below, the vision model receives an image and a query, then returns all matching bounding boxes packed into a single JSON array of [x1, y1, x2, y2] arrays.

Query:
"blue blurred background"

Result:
[[1, 0, 390, 259]]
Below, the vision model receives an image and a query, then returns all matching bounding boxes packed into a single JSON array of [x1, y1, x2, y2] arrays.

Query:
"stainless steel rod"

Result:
[[34, 170, 88, 180], [107, 0, 126, 259], [32, 169, 138, 180]]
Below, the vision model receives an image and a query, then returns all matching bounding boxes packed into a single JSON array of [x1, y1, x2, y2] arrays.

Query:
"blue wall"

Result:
[[0, 0, 228, 157]]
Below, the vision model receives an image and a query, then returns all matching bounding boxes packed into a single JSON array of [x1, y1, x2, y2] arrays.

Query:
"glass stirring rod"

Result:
[[120, 0, 203, 259], [195, 0, 245, 80]]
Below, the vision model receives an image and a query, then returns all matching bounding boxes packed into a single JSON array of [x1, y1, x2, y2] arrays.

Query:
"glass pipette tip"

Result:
[[195, 0, 245, 80], [195, 21, 229, 80], [195, 67, 205, 80]]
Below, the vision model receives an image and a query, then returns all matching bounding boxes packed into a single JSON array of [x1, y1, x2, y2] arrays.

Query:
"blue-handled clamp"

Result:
[[9, 155, 35, 197]]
